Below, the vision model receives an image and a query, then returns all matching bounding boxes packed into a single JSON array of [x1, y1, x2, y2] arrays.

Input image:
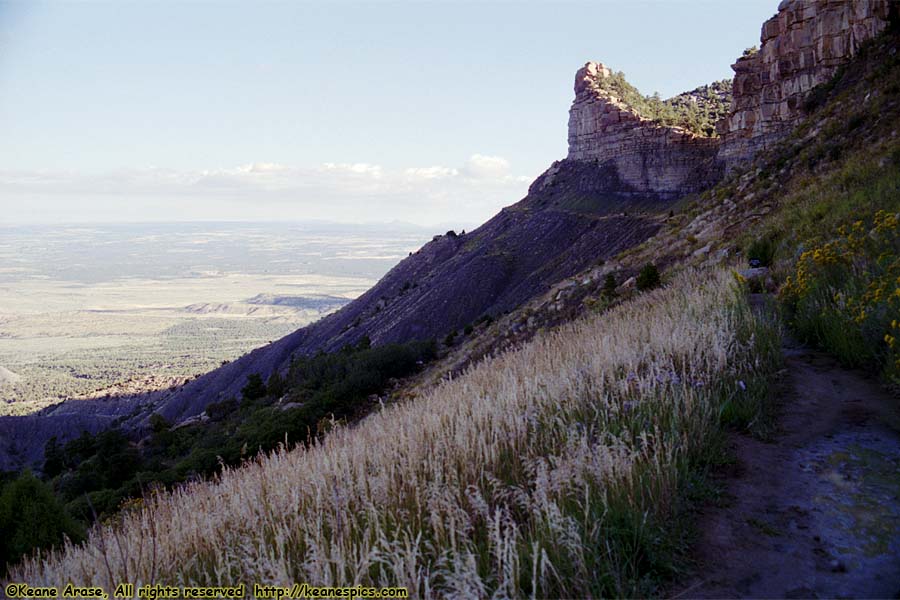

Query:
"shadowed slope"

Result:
[[152, 161, 668, 423]]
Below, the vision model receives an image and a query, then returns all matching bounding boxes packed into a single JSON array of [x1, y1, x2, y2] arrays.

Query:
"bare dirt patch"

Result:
[[674, 335, 900, 598]]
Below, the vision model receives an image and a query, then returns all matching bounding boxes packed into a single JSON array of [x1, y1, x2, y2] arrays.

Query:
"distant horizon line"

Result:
[[0, 218, 482, 232]]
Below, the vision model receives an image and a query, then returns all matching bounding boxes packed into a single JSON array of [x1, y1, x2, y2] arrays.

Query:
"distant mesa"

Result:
[[245, 294, 351, 310], [0, 366, 22, 386], [180, 295, 350, 316]]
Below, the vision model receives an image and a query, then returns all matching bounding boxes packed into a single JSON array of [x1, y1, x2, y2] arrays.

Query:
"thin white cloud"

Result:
[[0, 154, 538, 227], [320, 162, 384, 178], [403, 166, 458, 180], [462, 154, 511, 179]]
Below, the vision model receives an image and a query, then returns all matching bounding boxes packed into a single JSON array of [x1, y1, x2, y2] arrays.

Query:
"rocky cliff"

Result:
[[147, 0, 898, 422], [1, 67, 709, 458], [566, 62, 722, 196], [4, 0, 896, 470], [146, 66, 742, 424], [566, 1, 896, 173], [718, 0, 893, 165]]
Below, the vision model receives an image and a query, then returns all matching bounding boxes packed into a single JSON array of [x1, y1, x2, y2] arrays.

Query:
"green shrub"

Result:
[[266, 371, 286, 398], [93, 430, 140, 488], [0, 471, 84, 573], [846, 112, 865, 131], [746, 237, 776, 267], [241, 373, 267, 401], [149, 413, 171, 434], [602, 273, 617, 298], [636, 264, 661, 291], [64, 431, 97, 467], [205, 398, 237, 421], [42, 437, 65, 478]]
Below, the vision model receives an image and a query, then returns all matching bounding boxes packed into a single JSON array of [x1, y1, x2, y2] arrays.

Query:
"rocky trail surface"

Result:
[[675, 318, 900, 598]]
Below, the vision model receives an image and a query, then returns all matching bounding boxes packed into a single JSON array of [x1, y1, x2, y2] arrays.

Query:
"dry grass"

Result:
[[9, 267, 776, 597]]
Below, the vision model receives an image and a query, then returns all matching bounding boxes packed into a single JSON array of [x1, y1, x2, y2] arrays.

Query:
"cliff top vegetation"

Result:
[[596, 71, 733, 137]]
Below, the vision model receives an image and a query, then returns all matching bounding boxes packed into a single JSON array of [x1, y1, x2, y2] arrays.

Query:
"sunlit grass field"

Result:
[[11, 267, 779, 597]]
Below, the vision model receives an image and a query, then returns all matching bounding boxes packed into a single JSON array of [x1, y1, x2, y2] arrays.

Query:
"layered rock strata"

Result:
[[718, 0, 893, 164], [566, 62, 722, 196]]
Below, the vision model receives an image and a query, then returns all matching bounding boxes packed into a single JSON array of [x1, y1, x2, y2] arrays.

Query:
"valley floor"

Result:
[[675, 309, 900, 599]]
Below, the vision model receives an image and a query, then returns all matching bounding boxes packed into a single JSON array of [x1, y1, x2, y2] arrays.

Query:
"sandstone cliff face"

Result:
[[564, 0, 894, 175], [719, 0, 892, 164], [1, 73, 684, 470], [139, 66, 735, 425], [7, 1, 895, 471], [566, 62, 722, 196]]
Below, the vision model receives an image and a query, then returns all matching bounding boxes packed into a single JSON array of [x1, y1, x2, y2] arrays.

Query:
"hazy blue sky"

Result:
[[0, 0, 776, 226]]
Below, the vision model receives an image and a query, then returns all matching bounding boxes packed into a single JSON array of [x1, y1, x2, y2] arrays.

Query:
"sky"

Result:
[[0, 0, 777, 227]]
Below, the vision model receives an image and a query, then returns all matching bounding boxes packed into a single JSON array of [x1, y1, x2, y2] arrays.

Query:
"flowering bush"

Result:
[[781, 210, 900, 383]]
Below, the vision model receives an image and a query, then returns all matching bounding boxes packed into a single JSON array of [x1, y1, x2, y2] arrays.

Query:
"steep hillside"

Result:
[[11, 267, 781, 597], [2, 0, 895, 473], [0, 64, 729, 467], [103, 74, 731, 426], [145, 60, 745, 425], [411, 0, 900, 388], [4, 2, 900, 593]]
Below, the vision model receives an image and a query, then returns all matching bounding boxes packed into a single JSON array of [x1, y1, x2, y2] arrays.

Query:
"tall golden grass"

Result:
[[9, 268, 777, 597]]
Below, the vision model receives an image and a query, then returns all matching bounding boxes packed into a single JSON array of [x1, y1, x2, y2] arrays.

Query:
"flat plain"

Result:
[[0, 222, 429, 415]]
